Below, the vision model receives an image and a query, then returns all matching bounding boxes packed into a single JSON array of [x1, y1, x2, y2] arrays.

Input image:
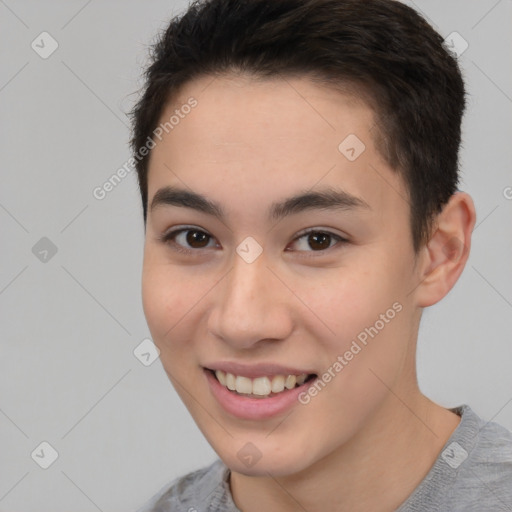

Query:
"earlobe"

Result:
[[414, 192, 476, 308]]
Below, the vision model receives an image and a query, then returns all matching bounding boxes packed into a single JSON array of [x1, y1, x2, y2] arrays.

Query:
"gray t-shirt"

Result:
[[138, 405, 512, 511]]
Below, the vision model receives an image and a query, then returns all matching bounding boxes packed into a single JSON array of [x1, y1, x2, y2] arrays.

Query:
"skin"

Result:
[[141, 73, 476, 511]]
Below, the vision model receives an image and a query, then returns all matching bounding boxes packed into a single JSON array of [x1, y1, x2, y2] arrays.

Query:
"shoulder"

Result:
[[441, 404, 512, 509], [457, 405, 512, 481], [137, 459, 234, 512], [398, 404, 512, 512]]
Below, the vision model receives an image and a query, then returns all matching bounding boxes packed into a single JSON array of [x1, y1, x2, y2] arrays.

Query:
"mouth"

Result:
[[205, 368, 318, 399]]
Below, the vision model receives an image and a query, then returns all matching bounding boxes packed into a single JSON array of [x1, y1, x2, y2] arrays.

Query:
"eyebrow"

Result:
[[149, 185, 371, 222]]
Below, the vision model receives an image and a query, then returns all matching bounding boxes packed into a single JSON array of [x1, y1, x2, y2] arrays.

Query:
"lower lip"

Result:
[[204, 368, 316, 421]]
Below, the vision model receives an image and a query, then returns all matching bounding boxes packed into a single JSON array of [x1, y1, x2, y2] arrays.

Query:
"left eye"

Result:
[[288, 230, 346, 252]]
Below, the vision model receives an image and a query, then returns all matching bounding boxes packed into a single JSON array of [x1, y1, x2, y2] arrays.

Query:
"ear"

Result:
[[414, 192, 476, 308]]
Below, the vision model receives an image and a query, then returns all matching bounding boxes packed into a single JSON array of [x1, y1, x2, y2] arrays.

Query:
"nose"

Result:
[[207, 250, 294, 350]]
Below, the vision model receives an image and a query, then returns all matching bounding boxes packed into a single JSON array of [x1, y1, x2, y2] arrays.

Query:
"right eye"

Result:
[[159, 227, 218, 255]]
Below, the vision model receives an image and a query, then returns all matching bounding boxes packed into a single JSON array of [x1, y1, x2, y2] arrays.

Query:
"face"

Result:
[[142, 74, 423, 477]]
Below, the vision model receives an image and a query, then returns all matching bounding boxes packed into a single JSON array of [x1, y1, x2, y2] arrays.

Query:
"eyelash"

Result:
[[158, 226, 348, 258]]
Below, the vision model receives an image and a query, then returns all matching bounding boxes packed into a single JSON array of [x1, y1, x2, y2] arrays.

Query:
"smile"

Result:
[[211, 369, 316, 398], [203, 363, 319, 420]]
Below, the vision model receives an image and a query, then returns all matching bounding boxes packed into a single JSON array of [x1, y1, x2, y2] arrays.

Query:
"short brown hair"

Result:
[[130, 0, 466, 251]]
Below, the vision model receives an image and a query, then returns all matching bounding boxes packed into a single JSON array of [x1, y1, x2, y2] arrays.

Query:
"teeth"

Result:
[[215, 370, 227, 386], [252, 377, 271, 396], [213, 370, 310, 397], [285, 375, 297, 389], [271, 375, 285, 393], [296, 374, 307, 385], [235, 376, 253, 394], [226, 372, 236, 391]]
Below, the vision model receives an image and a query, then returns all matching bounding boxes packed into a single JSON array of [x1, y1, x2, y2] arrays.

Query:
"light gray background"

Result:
[[1, 1, 511, 510]]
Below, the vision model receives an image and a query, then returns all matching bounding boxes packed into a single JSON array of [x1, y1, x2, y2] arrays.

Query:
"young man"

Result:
[[132, 0, 512, 510]]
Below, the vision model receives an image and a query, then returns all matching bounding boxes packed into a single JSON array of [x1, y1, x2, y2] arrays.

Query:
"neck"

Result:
[[229, 390, 461, 512]]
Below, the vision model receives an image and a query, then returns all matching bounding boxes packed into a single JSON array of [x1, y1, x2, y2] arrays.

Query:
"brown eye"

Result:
[[288, 229, 347, 255], [185, 230, 210, 248], [307, 232, 332, 251], [160, 227, 216, 254]]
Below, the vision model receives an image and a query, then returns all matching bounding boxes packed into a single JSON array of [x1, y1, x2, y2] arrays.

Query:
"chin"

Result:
[[213, 435, 319, 477], [225, 455, 310, 478]]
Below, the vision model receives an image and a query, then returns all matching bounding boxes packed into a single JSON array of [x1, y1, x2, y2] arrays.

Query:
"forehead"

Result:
[[146, 74, 407, 224], [160, 73, 374, 158]]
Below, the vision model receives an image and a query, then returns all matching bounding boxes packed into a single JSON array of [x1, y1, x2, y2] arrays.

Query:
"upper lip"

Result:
[[204, 361, 317, 379]]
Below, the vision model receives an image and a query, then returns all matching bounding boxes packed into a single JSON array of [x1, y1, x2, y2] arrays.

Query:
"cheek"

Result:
[[141, 253, 224, 366], [296, 262, 408, 386], [141, 258, 195, 350], [299, 265, 399, 340], [320, 284, 408, 414]]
